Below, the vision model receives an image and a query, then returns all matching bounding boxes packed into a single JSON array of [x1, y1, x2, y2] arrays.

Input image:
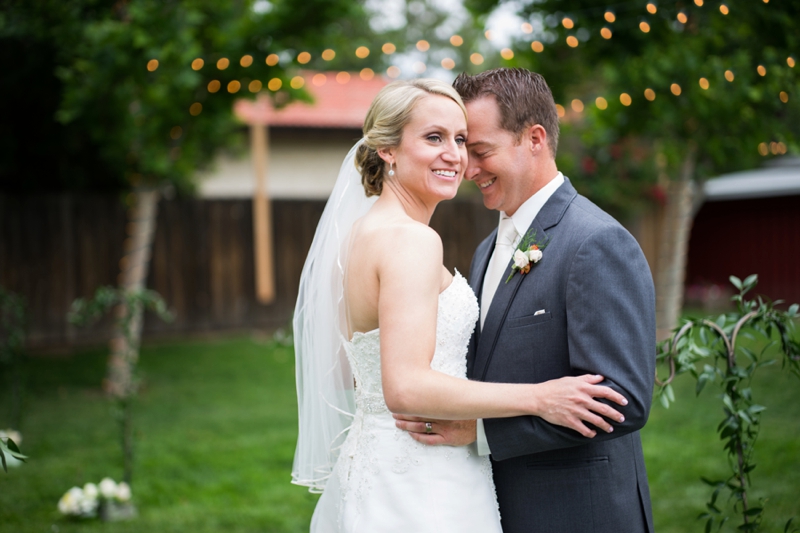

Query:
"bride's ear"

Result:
[[377, 147, 395, 167]]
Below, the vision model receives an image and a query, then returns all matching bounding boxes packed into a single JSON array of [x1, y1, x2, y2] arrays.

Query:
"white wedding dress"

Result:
[[310, 272, 502, 533]]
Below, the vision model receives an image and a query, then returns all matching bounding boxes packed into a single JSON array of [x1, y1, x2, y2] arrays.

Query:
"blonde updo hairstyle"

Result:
[[356, 79, 467, 197]]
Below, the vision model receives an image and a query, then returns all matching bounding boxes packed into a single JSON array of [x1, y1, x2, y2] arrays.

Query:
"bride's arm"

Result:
[[378, 225, 625, 436]]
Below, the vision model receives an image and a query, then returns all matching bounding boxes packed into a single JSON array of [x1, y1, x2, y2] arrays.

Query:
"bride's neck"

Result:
[[379, 181, 438, 225]]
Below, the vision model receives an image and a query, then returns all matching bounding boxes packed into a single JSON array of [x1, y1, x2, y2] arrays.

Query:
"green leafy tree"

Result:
[[465, 0, 799, 336], [1, 0, 374, 485]]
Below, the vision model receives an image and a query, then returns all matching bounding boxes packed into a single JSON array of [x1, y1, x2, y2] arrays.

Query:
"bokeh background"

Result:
[[1, 0, 798, 531]]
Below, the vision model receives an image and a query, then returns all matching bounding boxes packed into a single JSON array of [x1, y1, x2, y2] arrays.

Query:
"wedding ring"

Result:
[[425, 422, 433, 434]]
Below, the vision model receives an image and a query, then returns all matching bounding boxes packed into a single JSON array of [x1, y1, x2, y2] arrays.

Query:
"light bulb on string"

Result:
[[266, 54, 279, 66], [670, 83, 682, 95], [267, 78, 282, 91], [382, 43, 396, 54], [322, 49, 336, 60], [595, 97, 608, 110], [725, 70, 735, 82], [699, 77, 709, 89], [470, 53, 484, 65], [336, 72, 350, 84], [787, 57, 796, 68], [694, 0, 703, 6], [360, 68, 374, 81], [639, 21, 651, 33], [217, 58, 230, 70], [191, 58, 204, 70], [562, 17, 574, 29], [566, 36, 579, 47], [248, 80, 262, 93], [646, 3, 657, 14], [531, 41, 544, 53], [297, 52, 311, 65], [555, 104, 565, 118], [147, 59, 159, 71], [441, 58, 456, 70], [601, 27, 612, 39], [719, 4, 729, 14], [779, 91, 789, 103], [677, 12, 688, 23], [355, 46, 370, 58], [521, 23, 533, 34], [207, 80, 221, 93], [758, 142, 768, 156], [620, 93, 632, 106], [312, 73, 327, 86], [240, 55, 253, 67], [501, 48, 514, 60], [757, 65, 766, 76], [386, 66, 400, 78], [227, 80, 241, 93], [416, 40, 430, 52], [604, 11, 616, 23], [571, 99, 584, 112], [644, 88, 656, 101], [449, 36, 463, 47]]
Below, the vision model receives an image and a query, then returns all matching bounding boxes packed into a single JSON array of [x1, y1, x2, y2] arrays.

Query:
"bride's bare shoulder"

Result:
[[356, 212, 442, 255]]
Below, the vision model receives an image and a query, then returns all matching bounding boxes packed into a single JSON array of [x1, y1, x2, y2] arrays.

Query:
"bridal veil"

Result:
[[291, 140, 377, 492]]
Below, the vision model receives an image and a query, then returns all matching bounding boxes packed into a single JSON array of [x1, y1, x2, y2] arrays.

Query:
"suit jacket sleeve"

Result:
[[484, 224, 656, 461]]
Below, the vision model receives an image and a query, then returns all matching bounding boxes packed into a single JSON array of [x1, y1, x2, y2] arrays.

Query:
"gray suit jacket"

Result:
[[467, 178, 656, 533]]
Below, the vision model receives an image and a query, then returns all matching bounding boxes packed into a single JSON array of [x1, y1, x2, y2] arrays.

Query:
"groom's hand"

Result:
[[392, 415, 477, 446]]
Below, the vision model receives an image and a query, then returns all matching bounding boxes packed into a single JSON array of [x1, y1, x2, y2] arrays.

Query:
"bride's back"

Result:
[[344, 200, 447, 338]]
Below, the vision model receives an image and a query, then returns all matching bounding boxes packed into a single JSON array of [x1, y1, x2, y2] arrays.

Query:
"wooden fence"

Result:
[[0, 194, 496, 349]]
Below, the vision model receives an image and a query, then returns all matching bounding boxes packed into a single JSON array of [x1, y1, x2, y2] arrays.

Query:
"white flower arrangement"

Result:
[[58, 478, 132, 519]]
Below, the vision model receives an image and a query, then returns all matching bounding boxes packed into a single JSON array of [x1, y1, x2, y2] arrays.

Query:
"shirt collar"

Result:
[[501, 172, 564, 238]]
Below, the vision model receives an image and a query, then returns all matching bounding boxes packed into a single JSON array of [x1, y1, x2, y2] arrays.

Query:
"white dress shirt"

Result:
[[476, 172, 565, 456]]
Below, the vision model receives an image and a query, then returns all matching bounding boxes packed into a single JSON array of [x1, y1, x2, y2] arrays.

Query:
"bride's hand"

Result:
[[533, 374, 628, 438]]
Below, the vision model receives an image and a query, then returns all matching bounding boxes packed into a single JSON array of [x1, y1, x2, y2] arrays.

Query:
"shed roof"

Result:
[[704, 157, 800, 201], [234, 71, 389, 129]]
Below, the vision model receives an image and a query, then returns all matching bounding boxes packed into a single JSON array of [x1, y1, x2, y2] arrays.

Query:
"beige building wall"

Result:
[[197, 128, 362, 199]]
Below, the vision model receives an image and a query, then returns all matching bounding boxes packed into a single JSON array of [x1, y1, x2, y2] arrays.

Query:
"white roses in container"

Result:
[[58, 478, 132, 519]]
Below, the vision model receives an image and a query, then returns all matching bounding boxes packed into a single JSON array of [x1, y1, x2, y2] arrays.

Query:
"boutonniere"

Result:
[[505, 229, 550, 283]]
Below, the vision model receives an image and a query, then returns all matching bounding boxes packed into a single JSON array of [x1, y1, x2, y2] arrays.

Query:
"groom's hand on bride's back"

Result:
[[393, 415, 477, 446]]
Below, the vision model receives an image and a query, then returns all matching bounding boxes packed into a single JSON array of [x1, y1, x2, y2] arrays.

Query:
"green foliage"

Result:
[[0, 436, 27, 473], [466, 0, 799, 216], [656, 275, 800, 531], [0, 0, 373, 193], [69, 286, 173, 349]]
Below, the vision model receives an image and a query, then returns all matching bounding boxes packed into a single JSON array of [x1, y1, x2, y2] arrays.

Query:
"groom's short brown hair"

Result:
[[453, 68, 559, 158]]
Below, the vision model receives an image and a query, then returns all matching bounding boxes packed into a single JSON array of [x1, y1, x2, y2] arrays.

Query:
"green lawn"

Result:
[[1, 333, 798, 532]]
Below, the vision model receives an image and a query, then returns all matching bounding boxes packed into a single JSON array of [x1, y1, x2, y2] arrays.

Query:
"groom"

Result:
[[396, 68, 656, 532]]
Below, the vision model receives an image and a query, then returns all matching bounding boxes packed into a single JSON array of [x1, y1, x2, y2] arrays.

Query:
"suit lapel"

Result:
[[467, 230, 495, 377], [472, 179, 579, 381]]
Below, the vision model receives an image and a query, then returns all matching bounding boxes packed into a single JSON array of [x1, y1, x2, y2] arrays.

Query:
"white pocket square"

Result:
[[534, 309, 546, 316]]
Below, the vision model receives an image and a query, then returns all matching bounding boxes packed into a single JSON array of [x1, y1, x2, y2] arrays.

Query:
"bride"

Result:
[[292, 79, 627, 532]]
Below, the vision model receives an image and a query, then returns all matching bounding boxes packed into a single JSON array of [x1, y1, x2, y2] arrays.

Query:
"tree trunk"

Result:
[[104, 187, 160, 485], [655, 146, 697, 341]]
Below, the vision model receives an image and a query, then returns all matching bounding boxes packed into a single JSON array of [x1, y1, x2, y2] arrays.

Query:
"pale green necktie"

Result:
[[480, 216, 518, 329]]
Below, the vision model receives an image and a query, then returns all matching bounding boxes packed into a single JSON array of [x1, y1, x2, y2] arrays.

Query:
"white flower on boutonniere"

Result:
[[527, 246, 543, 264], [513, 249, 530, 269], [506, 229, 550, 283]]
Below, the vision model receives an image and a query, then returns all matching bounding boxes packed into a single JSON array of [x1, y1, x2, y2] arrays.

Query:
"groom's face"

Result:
[[464, 97, 535, 216]]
